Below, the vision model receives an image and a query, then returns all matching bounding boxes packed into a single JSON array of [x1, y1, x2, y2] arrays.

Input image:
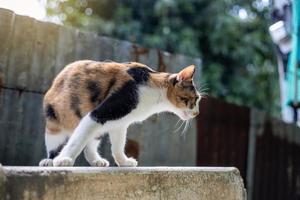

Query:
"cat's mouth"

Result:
[[182, 110, 199, 120]]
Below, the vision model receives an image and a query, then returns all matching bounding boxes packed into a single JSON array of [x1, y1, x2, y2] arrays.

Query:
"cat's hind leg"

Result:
[[53, 115, 99, 166], [39, 128, 69, 166], [84, 138, 109, 167], [53, 80, 140, 167]]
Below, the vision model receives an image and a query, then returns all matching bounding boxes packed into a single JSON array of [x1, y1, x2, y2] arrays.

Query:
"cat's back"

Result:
[[45, 60, 129, 100], [44, 60, 150, 131], [45, 60, 149, 99]]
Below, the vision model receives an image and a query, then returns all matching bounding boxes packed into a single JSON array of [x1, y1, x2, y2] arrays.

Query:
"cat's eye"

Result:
[[179, 97, 189, 105]]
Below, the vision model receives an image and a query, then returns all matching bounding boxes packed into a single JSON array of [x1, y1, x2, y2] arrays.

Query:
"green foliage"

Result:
[[46, 0, 280, 115]]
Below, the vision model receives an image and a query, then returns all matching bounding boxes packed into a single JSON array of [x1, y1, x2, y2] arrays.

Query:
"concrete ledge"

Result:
[[0, 166, 246, 200]]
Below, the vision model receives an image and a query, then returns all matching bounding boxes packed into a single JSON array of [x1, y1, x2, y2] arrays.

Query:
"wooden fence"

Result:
[[197, 97, 300, 200]]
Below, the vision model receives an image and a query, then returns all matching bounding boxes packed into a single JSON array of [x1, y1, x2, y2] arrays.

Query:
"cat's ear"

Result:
[[177, 65, 195, 82]]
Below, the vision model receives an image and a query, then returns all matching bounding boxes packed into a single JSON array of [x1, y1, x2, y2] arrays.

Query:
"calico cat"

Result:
[[39, 60, 201, 167]]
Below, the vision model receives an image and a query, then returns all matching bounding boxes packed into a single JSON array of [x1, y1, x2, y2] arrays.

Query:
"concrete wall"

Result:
[[0, 166, 246, 200], [0, 8, 201, 166]]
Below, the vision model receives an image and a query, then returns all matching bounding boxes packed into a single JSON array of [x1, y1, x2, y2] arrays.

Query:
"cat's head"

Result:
[[167, 65, 201, 120]]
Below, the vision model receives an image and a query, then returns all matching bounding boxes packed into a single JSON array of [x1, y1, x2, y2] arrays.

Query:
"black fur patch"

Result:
[[127, 67, 152, 84], [170, 77, 178, 86], [69, 73, 81, 89], [70, 94, 82, 118], [45, 104, 58, 121], [90, 81, 138, 124], [104, 77, 116, 97], [86, 80, 102, 103], [48, 141, 67, 159]]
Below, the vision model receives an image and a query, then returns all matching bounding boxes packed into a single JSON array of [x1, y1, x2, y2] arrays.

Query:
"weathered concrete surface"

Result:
[[0, 166, 245, 200], [0, 89, 45, 166], [6, 14, 36, 90], [0, 8, 14, 85], [30, 21, 59, 92]]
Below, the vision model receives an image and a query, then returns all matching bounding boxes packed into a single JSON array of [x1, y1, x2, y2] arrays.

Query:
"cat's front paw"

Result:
[[117, 157, 138, 167], [53, 156, 74, 167], [91, 158, 110, 167], [39, 159, 53, 166]]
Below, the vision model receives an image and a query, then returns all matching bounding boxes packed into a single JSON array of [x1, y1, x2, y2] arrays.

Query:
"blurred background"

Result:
[[0, 0, 280, 116], [0, 0, 300, 199]]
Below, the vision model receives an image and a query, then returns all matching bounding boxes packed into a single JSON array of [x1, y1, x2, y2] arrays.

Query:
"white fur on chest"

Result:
[[125, 86, 170, 123]]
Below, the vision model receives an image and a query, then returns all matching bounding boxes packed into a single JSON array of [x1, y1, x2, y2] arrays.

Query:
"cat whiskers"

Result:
[[198, 83, 209, 99], [173, 119, 185, 133], [174, 119, 182, 128], [173, 118, 190, 137], [181, 119, 190, 137]]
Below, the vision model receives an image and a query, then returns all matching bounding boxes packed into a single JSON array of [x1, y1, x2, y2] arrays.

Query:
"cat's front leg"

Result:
[[53, 114, 99, 166], [109, 127, 138, 167]]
